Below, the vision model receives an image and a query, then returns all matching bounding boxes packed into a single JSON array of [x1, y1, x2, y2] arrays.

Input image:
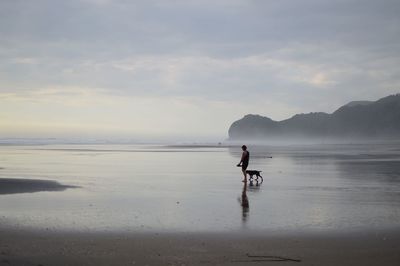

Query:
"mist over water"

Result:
[[0, 143, 399, 233]]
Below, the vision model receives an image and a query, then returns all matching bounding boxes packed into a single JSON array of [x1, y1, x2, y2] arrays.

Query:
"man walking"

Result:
[[237, 145, 250, 182]]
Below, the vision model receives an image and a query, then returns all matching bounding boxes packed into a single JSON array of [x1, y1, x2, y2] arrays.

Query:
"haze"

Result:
[[1, 0, 399, 142]]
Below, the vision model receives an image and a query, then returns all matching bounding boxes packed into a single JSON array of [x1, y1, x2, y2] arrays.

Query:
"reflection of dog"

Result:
[[245, 170, 263, 186]]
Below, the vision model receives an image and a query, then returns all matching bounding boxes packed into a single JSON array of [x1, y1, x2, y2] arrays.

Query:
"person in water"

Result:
[[237, 145, 250, 182]]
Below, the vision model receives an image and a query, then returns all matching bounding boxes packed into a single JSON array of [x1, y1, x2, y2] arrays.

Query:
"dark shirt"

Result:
[[242, 151, 250, 166]]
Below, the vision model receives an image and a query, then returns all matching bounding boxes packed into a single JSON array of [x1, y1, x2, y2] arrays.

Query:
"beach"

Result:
[[1, 228, 399, 265], [0, 143, 400, 265]]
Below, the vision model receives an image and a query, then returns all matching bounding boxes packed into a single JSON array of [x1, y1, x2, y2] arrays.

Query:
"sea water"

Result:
[[0, 143, 399, 233]]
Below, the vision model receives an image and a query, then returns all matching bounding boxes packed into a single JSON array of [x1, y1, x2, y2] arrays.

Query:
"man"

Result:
[[237, 145, 250, 182]]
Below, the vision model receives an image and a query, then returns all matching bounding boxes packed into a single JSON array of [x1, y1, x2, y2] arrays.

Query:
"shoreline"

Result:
[[1, 227, 399, 265]]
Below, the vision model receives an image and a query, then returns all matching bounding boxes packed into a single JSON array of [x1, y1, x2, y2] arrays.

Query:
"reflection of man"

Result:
[[237, 145, 250, 182], [241, 182, 249, 208], [241, 181, 249, 223]]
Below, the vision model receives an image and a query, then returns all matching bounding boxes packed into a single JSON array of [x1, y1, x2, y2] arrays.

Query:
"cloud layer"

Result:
[[1, 0, 399, 140]]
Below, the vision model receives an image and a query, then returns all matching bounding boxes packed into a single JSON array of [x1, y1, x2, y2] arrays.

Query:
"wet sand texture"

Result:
[[0, 178, 78, 195], [0, 230, 399, 266]]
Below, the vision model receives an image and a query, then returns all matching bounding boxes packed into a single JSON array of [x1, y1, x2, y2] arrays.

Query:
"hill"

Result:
[[228, 94, 400, 141]]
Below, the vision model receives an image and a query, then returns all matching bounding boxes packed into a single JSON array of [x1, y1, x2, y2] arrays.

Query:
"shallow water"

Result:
[[0, 143, 399, 233]]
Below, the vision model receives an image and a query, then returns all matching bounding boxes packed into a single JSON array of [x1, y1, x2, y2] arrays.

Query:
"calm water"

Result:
[[0, 143, 400, 233]]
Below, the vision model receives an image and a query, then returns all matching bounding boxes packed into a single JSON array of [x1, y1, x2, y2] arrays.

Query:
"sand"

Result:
[[0, 155, 399, 265], [1, 228, 399, 266]]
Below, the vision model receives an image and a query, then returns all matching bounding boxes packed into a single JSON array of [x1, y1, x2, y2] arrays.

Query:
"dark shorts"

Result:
[[242, 163, 248, 171]]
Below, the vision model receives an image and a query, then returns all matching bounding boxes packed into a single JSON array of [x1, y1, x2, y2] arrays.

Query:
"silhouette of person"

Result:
[[237, 145, 250, 182]]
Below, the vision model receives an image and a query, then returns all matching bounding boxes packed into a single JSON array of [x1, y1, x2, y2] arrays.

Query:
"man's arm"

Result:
[[237, 152, 245, 166]]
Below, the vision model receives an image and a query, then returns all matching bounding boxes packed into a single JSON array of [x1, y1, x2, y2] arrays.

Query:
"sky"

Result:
[[1, 0, 399, 142]]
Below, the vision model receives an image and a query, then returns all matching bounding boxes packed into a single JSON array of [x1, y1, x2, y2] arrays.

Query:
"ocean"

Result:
[[0, 143, 399, 234]]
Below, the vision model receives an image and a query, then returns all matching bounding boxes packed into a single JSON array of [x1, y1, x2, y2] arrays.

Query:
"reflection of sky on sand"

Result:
[[0, 144, 399, 233]]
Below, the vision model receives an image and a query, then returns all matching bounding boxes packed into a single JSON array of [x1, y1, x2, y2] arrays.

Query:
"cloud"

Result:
[[0, 0, 399, 139]]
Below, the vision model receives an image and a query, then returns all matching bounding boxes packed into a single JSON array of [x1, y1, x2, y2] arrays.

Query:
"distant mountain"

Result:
[[228, 94, 400, 141], [343, 101, 373, 108]]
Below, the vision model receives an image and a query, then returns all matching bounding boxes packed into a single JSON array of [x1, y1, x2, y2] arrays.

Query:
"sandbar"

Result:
[[0, 178, 78, 195]]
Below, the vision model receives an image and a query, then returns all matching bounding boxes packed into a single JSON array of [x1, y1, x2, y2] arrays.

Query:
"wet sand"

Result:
[[1, 229, 399, 266], [0, 178, 78, 195], [1, 144, 400, 265]]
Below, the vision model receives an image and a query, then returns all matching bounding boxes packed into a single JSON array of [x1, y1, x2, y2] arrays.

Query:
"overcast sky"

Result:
[[1, 0, 399, 141]]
